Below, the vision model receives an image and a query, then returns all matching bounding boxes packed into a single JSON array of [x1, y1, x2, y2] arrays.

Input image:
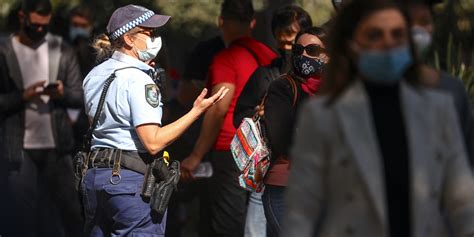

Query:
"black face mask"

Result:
[[292, 55, 325, 78], [23, 17, 49, 42]]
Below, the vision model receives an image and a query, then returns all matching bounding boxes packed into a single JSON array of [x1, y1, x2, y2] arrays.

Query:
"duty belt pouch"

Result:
[[141, 157, 180, 217]]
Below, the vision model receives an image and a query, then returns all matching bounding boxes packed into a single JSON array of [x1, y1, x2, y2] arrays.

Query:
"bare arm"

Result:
[[136, 87, 229, 155], [180, 82, 236, 177]]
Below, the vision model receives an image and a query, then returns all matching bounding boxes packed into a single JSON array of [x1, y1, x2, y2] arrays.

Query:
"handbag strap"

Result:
[[252, 93, 267, 121], [283, 75, 298, 107], [253, 75, 299, 121], [82, 66, 143, 152]]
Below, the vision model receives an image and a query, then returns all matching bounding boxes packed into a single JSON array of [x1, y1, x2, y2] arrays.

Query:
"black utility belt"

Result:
[[73, 148, 180, 218], [88, 148, 180, 218], [88, 148, 155, 174]]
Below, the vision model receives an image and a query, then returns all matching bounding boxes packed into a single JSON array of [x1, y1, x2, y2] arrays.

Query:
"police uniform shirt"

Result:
[[83, 51, 162, 152]]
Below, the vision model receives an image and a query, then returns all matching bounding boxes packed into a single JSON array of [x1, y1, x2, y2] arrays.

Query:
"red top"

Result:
[[207, 37, 277, 151]]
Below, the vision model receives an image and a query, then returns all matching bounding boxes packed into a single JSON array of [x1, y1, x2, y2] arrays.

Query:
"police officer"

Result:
[[82, 5, 228, 236]]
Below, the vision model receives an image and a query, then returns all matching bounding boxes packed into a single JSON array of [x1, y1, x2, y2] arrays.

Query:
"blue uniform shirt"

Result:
[[83, 51, 162, 152]]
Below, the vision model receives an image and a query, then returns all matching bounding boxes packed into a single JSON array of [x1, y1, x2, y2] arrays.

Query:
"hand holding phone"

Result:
[[44, 82, 59, 90], [42, 81, 64, 98]]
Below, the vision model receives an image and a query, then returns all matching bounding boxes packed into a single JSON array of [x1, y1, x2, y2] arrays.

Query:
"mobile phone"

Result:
[[45, 82, 59, 89]]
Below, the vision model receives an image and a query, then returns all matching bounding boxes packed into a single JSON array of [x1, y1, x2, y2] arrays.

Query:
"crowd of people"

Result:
[[0, 0, 473, 236]]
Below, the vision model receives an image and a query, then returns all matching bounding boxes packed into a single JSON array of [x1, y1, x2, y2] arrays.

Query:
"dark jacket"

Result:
[[438, 71, 474, 166], [263, 75, 311, 186], [233, 56, 288, 127], [0, 34, 83, 164], [264, 75, 309, 159]]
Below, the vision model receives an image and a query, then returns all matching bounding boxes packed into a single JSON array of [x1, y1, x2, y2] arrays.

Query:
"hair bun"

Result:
[[92, 33, 113, 62]]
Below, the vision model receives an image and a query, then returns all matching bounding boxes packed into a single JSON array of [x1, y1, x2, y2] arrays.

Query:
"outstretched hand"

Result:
[[192, 87, 229, 114]]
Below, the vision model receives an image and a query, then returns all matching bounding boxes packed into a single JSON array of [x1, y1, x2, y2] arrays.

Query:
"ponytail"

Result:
[[92, 28, 140, 63], [92, 34, 114, 62]]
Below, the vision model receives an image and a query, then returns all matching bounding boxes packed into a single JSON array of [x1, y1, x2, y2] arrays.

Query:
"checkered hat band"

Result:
[[110, 11, 154, 40]]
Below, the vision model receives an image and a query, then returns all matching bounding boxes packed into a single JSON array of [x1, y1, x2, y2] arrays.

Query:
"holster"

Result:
[[141, 159, 180, 217], [72, 150, 89, 190]]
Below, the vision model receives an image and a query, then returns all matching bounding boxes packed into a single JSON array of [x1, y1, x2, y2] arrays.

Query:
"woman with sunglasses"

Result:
[[262, 26, 328, 237], [281, 0, 474, 236]]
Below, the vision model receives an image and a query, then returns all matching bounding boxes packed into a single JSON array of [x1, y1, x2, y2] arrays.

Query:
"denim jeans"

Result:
[[262, 185, 286, 237], [82, 168, 167, 236], [7, 149, 83, 237], [245, 191, 267, 237]]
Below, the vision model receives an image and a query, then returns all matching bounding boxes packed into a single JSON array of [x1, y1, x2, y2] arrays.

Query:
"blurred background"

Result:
[[0, 0, 473, 236], [1, 0, 471, 99]]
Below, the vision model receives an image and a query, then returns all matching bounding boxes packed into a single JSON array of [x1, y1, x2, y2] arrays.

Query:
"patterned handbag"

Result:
[[231, 97, 271, 193], [231, 75, 298, 192]]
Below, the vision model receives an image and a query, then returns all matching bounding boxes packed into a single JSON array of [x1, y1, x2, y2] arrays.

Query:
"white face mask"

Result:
[[135, 36, 162, 62], [411, 26, 432, 59]]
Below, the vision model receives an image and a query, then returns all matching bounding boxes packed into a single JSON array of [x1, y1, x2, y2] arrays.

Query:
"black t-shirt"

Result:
[[182, 36, 225, 82]]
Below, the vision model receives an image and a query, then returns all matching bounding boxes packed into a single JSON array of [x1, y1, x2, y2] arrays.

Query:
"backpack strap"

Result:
[[283, 75, 298, 107], [234, 42, 263, 67], [254, 74, 298, 121]]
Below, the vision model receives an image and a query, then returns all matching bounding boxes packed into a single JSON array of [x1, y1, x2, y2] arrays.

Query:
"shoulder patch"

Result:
[[145, 84, 160, 108]]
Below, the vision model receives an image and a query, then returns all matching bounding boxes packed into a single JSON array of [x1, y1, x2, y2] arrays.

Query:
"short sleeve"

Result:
[[208, 52, 237, 87], [128, 75, 163, 127]]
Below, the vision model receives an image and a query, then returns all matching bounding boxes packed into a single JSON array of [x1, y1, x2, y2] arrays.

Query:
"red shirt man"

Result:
[[181, 0, 276, 235], [208, 36, 277, 151]]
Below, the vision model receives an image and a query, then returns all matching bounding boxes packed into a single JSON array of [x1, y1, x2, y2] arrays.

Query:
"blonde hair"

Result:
[[92, 34, 119, 62], [92, 28, 141, 62]]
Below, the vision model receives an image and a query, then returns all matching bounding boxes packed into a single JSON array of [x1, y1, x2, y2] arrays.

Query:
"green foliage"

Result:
[[0, 0, 17, 30], [155, 0, 335, 39], [295, 0, 334, 26], [156, 0, 223, 38], [433, 34, 474, 100], [432, 0, 474, 100]]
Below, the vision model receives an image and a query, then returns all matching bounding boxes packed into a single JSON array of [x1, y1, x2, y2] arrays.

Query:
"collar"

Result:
[[230, 36, 254, 46], [111, 51, 153, 71]]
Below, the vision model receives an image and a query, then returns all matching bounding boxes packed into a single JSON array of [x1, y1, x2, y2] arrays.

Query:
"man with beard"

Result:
[[0, 0, 83, 236]]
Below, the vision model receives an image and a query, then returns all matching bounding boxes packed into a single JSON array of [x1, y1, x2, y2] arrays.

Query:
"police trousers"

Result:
[[82, 168, 167, 237]]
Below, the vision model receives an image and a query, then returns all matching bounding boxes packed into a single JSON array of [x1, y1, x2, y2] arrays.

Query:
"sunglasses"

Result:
[[292, 44, 325, 57], [136, 29, 160, 40]]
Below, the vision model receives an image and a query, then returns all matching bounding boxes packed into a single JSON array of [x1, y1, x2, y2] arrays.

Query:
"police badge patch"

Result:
[[145, 84, 160, 108]]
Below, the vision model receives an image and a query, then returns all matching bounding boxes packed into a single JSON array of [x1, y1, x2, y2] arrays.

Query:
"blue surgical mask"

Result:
[[69, 26, 91, 42], [357, 45, 413, 83]]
